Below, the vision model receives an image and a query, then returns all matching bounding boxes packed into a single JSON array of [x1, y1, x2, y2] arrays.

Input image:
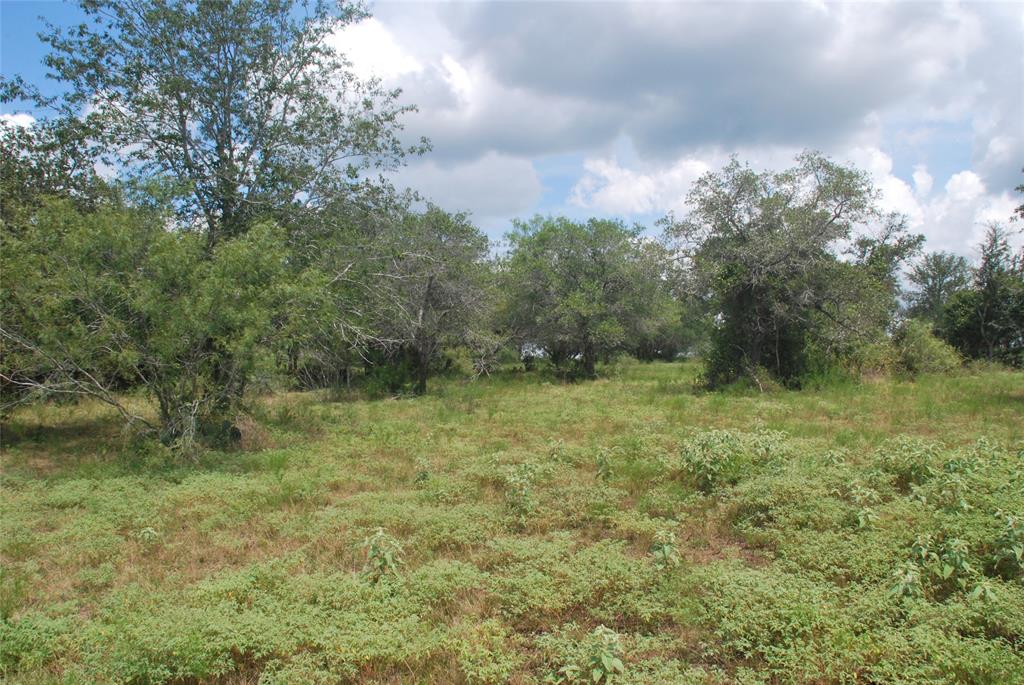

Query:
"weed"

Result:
[[362, 528, 404, 584], [888, 561, 923, 598], [546, 625, 626, 684], [136, 527, 160, 546], [649, 529, 681, 571], [504, 463, 539, 528], [2, 361, 1022, 683], [993, 511, 1023, 579]]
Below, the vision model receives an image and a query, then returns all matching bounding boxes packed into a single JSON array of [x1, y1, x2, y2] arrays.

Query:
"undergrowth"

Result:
[[1, 361, 1022, 683]]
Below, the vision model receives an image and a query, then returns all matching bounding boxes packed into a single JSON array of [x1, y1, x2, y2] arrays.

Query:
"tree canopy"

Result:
[[38, 0, 426, 246], [666, 152, 921, 386], [501, 216, 672, 377]]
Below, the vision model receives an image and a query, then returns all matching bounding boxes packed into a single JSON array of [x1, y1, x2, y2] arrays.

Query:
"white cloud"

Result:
[[440, 55, 473, 107], [330, 17, 422, 81], [349, 2, 1020, 254], [846, 147, 924, 226], [569, 156, 710, 215], [568, 144, 1020, 257], [394, 152, 542, 226], [912, 164, 933, 196], [0, 112, 35, 128], [945, 171, 985, 203]]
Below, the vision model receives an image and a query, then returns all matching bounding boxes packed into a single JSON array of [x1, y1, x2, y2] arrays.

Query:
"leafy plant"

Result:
[[677, 430, 745, 493], [136, 527, 160, 546], [649, 530, 681, 571], [993, 511, 1023, 579], [504, 463, 539, 528], [413, 457, 431, 486], [888, 561, 923, 598], [584, 626, 626, 684], [547, 625, 626, 684], [362, 528, 404, 584], [874, 436, 938, 491]]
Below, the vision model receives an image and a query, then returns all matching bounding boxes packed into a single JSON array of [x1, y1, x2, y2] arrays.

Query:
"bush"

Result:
[[892, 319, 961, 376], [1, 200, 292, 450]]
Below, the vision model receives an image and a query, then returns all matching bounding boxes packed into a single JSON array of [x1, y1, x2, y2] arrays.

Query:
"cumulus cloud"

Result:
[[572, 145, 1020, 256], [436, 2, 1017, 171], [394, 152, 543, 224], [329, 17, 422, 81], [912, 165, 933, 197], [0, 112, 35, 127], [328, 2, 1021, 251], [570, 156, 710, 215]]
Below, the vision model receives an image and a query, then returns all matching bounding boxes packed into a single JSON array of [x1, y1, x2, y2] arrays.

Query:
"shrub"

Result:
[[872, 436, 939, 492], [892, 319, 962, 376], [362, 528, 404, 584], [676, 429, 783, 494], [1, 201, 293, 450], [649, 530, 681, 571], [504, 463, 539, 528], [542, 624, 627, 684]]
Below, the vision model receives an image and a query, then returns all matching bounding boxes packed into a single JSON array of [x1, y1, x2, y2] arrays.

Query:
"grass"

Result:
[[1, 360, 1022, 684]]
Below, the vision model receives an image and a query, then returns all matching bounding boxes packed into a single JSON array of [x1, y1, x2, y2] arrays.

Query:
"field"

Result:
[[1, 361, 1022, 684]]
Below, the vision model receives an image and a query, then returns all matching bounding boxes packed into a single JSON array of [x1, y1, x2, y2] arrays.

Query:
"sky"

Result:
[[2, 0, 1022, 255]]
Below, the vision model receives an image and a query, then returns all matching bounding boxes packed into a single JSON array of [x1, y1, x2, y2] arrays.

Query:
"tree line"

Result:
[[1, 0, 1022, 451]]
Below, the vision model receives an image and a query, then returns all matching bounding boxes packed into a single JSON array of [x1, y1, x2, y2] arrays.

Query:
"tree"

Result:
[[2, 0, 428, 442], [942, 225, 1024, 365], [624, 240, 698, 361], [1, 199, 291, 447], [501, 217, 666, 378], [38, 0, 426, 248], [665, 152, 909, 386], [367, 205, 492, 394], [0, 79, 116, 225], [906, 251, 970, 323]]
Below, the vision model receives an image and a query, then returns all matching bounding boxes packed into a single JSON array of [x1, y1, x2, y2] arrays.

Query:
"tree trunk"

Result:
[[414, 344, 429, 395], [582, 343, 597, 378]]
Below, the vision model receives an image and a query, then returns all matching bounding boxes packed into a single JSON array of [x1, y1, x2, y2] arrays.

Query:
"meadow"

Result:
[[1, 361, 1022, 684]]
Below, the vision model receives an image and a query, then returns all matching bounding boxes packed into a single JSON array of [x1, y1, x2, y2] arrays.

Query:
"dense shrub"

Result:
[[892, 320, 962, 376]]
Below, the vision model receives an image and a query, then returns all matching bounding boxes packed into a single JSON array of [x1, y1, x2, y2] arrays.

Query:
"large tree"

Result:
[[1, 199, 290, 446], [368, 205, 492, 394], [1, 0, 426, 444], [942, 225, 1024, 364], [906, 251, 971, 323], [666, 152, 917, 386], [501, 217, 667, 378], [38, 0, 426, 247]]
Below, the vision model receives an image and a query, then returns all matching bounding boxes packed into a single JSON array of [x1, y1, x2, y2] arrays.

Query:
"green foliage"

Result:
[[874, 436, 937, 487], [993, 511, 1023, 579], [676, 429, 784, 493], [504, 463, 539, 528], [38, 0, 422, 245], [2, 362, 1022, 683], [668, 152, 922, 387], [584, 625, 627, 684], [361, 528, 405, 584], [907, 251, 971, 322], [940, 225, 1024, 366], [892, 319, 962, 376], [1, 200, 292, 447], [501, 216, 675, 378], [649, 530, 681, 571], [595, 448, 614, 482], [543, 624, 627, 684]]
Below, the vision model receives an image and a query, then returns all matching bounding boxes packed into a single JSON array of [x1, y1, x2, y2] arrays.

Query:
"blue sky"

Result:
[[3, 1, 1022, 253]]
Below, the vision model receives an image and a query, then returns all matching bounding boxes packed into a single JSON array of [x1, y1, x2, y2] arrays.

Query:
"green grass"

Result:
[[2, 361, 1022, 684]]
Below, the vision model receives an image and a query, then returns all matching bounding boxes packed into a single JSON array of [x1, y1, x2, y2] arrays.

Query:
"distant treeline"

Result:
[[2, 0, 1022, 450]]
